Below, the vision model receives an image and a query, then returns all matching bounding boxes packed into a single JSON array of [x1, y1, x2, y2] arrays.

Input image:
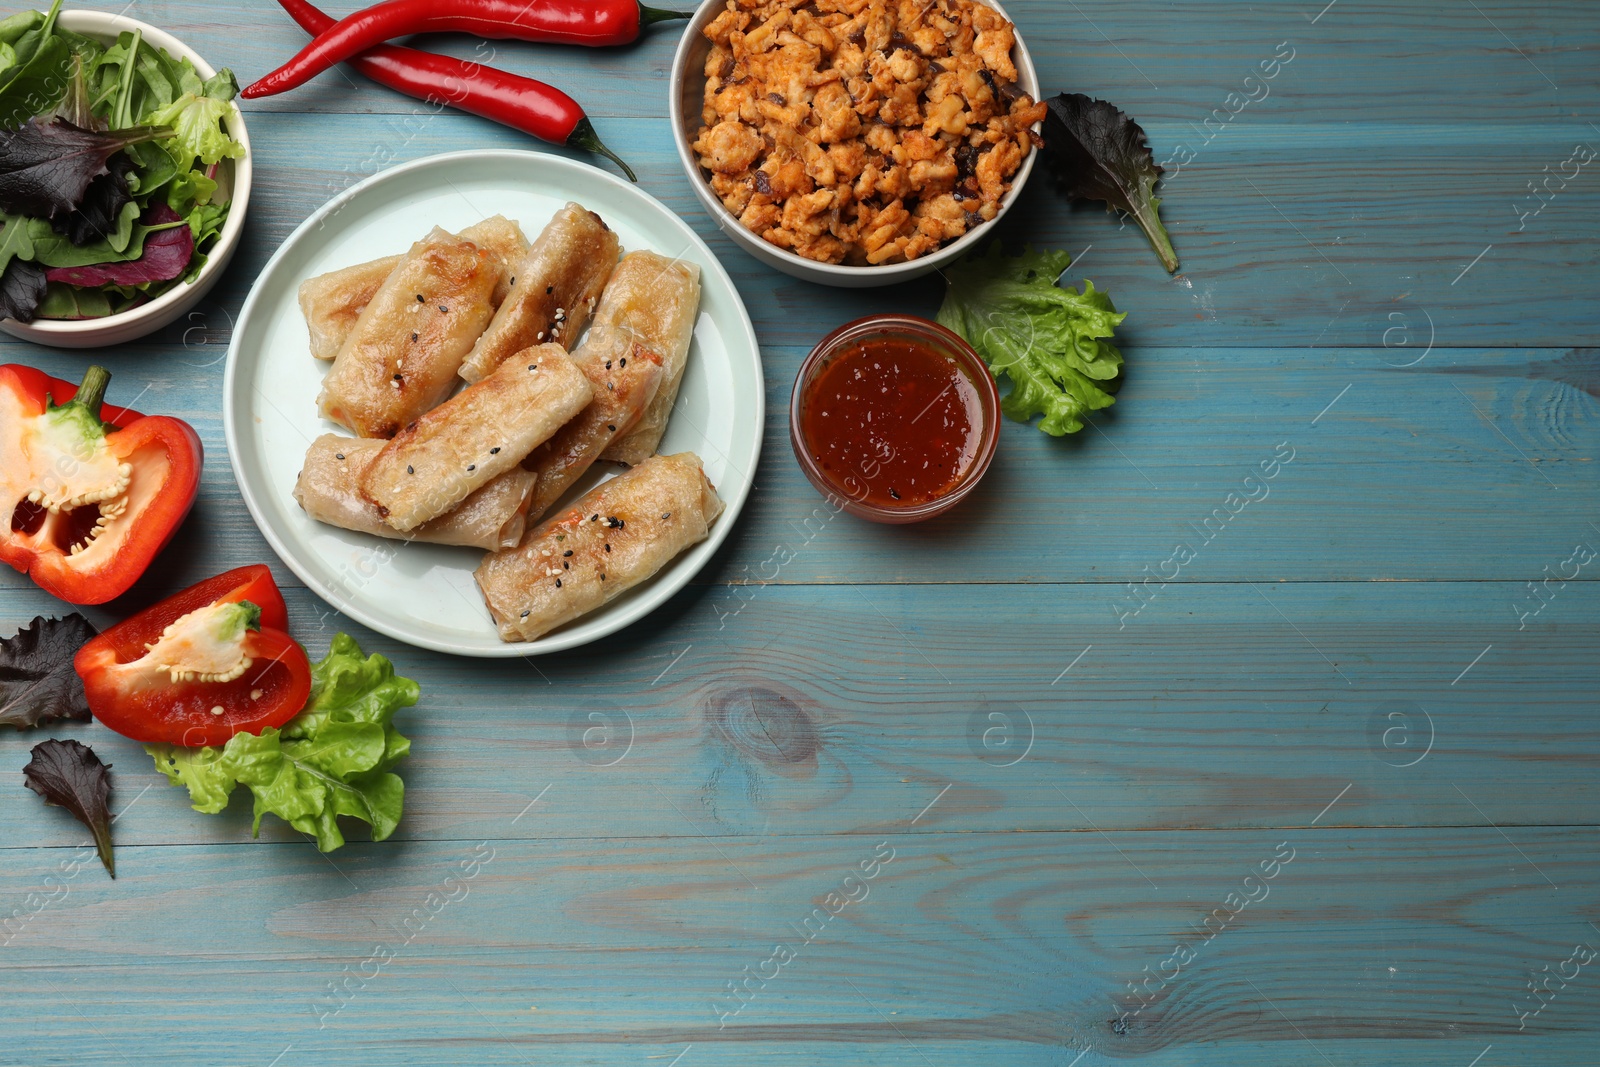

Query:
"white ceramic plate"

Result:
[[224, 151, 763, 657]]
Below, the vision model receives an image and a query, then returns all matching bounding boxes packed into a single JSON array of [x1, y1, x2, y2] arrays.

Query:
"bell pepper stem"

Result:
[[72, 365, 112, 414], [568, 117, 638, 183], [639, 4, 693, 26]]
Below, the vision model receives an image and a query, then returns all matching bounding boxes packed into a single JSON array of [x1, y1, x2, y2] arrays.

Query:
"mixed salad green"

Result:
[[0, 0, 244, 322], [146, 634, 418, 853], [938, 243, 1126, 436]]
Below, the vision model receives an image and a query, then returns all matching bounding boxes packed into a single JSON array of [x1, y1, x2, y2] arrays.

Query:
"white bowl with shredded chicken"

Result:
[[670, 0, 1042, 288]]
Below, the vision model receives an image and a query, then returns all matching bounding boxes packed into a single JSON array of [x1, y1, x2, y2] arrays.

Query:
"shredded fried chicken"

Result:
[[691, 0, 1045, 266]]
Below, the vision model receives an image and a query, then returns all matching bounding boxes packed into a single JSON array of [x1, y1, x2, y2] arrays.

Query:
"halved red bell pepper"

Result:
[[1, 364, 202, 605], [75, 565, 313, 746]]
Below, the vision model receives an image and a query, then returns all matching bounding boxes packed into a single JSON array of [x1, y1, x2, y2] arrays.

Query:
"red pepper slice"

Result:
[[243, 0, 689, 98], [75, 565, 312, 747], [0, 364, 202, 605]]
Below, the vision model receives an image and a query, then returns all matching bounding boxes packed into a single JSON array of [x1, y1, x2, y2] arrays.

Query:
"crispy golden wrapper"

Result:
[[360, 344, 593, 531], [317, 226, 500, 438], [590, 251, 702, 466], [457, 203, 620, 384], [476, 452, 724, 642], [295, 435, 535, 550], [298, 216, 527, 360], [523, 341, 665, 521]]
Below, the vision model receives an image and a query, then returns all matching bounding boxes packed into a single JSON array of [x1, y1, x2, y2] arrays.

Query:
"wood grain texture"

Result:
[[2, 581, 1596, 846], [3, 829, 1598, 1065], [0, 339, 1592, 587], [0, 0, 1596, 1064], [3, 111, 1593, 351]]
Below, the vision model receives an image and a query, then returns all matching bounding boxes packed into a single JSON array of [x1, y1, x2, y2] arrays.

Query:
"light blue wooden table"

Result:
[[3, 1, 1598, 1063]]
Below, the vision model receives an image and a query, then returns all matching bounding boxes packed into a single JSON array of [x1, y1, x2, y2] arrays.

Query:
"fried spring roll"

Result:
[[294, 435, 535, 550], [476, 452, 724, 642], [523, 341, 664, 520], [457, 203, 620, 384], [592, 251, 702, 466], [360, 345, 593, 531], [299, 255, 403, 361], [461, 215, 532, 306], [298, 216, 527, 360], [317, 226, 500, 438]]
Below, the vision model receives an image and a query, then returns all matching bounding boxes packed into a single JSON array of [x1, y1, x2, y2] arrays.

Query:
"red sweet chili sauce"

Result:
[[800, 336, 984, 508]]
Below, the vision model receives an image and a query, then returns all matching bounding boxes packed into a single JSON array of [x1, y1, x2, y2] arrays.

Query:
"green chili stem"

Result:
[[639, 5, 693, 26], [568, 118, 637, 183]]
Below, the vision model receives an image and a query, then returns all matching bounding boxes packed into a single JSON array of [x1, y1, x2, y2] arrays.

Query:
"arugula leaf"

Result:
[[49, 51, 99, 130], [0, 209, 33, 274], [26, 202, 157, 267], [0, 254, 45, 320], [0, 613, 95, 729], [24, 738, 115, 877], [1042, 93, 1178, 273], [123, 138, 176, 196], [89, 28, 194, 126], [936, 243, 1126, 436], [146, 634, 418, 852], [0, 34, 68, 130], [0, 118, 169, 219]]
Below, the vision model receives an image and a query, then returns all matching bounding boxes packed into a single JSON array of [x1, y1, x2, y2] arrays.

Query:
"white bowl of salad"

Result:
[[0, 2, 251, 347]]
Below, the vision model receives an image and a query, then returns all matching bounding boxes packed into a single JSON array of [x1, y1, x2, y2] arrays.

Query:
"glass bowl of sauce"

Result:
[[790, 314, 1000, 523]]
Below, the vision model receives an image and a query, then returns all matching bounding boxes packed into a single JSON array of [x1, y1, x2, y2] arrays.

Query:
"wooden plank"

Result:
[[3, 581, 1593, 849], [141, 0, 1600, 123], [1, 3, 1594, 1065], [1, 337, 1592, 587], [2, 827, 1597, 1064], [2, 107, 1592, 353]]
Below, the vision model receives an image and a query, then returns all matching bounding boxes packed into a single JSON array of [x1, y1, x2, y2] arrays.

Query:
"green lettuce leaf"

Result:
[[142, 68, 241, 172], [145, 634, 418, 852], [0, 34, 68, 130], [0, 209, 33, 274], [24, 206, 182, 268], [165, 167, 214, 216], [936, 243, 1126, 436], [36, 280, 111, 319], [0, 1, 70, 130]]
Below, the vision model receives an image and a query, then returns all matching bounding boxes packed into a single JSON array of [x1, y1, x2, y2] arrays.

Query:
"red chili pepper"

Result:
[[261, 0, 634, 180], [244, 0, 690, 99], [75, 565, 314, 747], [0, 364, 202, 605]]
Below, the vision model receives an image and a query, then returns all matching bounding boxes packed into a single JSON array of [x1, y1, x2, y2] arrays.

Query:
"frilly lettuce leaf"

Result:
[[146, 633, 418, 852], [936, 243, 1126, 436], [142, 68, 242, 171]]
